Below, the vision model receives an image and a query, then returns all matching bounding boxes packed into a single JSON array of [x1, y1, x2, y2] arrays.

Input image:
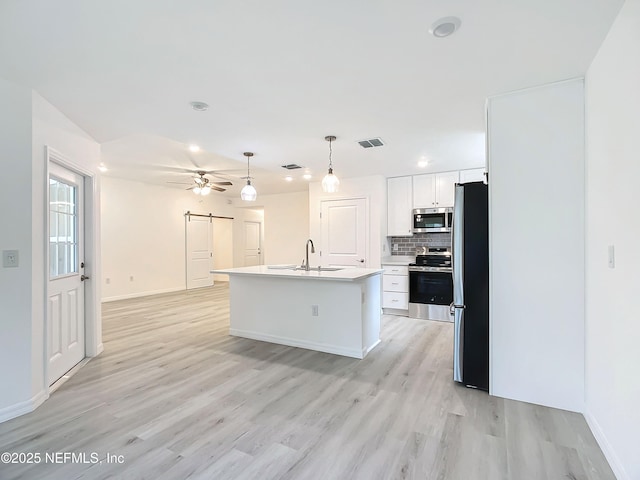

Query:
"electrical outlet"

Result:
[[392, 244, 399, 252], [105, 278, 111, 285], [129, 275, 134, 282], [311, 305, 319, 316], [2, 250, 19, 268]]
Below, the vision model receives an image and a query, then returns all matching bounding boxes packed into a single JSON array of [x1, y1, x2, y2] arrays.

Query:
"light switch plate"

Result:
[[3, 250, 19, 268]]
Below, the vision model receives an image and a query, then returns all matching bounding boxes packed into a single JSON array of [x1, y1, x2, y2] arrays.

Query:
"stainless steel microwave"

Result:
[[413, 208, 453, 233]]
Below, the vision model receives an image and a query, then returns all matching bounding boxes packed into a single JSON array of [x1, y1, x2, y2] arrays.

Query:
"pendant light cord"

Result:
[[244, 152, 252, 184], [328, 137, 333, 169]]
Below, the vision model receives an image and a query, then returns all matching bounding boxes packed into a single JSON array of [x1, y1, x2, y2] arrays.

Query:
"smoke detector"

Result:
[[190, 101, 209, 112], [429, 17, 461, 38]]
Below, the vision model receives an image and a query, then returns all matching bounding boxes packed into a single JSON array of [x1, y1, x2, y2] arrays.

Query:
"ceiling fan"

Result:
[[167, 170, 233, 194]]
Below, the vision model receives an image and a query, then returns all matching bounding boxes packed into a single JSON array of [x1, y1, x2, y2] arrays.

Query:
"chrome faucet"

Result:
[[304, 239, 315, 271]]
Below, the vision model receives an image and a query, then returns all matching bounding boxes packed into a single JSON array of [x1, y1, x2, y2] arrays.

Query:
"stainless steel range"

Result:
[[408, 247, 453, 322]]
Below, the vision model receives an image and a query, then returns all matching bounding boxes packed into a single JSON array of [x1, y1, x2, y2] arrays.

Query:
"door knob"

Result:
[[358, 259, 365, 263], [81, 275, 90, 281]]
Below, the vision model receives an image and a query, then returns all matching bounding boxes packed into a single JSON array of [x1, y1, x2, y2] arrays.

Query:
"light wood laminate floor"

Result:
[[0, 285, 614, 480]]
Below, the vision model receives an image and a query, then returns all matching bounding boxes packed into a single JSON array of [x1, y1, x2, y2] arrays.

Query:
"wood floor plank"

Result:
[[0, 285, 615, 480]]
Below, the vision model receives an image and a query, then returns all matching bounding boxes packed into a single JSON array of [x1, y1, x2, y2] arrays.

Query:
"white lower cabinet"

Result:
[[383, 274, 409, 292], [383, 291, 409, 309], [382, 264, 409, 312]]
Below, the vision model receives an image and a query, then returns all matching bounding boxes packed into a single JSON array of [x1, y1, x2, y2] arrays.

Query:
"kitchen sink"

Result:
[[267, 265, 344, 272], [293, 266, 344, 272]]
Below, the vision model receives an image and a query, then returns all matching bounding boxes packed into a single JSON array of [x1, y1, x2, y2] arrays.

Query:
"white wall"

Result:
[[102, 182, 310, 298], [101, 177, 235, 300], [212, 217, 233, 282], [0, 84, 101, 422], [488, 79, 585, 413], [0, 79, 36, 417], [308, 175, 387, 268], [585, 1, 640, 478], [260, 191, 309, 265]]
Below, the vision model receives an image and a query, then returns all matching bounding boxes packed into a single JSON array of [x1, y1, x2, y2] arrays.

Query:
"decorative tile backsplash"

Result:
[[390, 232, 451, 255]]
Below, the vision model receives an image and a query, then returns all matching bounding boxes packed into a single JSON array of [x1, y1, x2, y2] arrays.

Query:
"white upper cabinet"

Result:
[[435, 171, 459, 207], [412, 174, 436, 208], [412, 171, 459, 208], [459, 168, 486, 184], [387, 176, 413, 236]]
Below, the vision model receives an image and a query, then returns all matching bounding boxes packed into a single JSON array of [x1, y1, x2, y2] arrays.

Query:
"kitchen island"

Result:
[[212, 265, 383, 358]]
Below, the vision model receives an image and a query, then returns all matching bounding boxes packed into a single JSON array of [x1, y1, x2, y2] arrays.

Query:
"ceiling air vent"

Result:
[[358, 137, 385, 148], [281, 164, 303, 170]]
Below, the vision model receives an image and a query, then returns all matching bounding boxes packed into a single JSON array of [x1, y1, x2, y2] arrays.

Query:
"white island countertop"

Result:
[[212, 265, 383, 282]]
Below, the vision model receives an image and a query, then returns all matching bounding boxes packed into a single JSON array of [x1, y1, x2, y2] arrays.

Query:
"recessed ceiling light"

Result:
[[189, 144, 200, 153], [418, 160, 429, 168], [98, 163, 108, 172], [429, 17, 461, 38], [284, 176, 293, 182], [303, 173, 312, 180], [190, 101, 209, 112]]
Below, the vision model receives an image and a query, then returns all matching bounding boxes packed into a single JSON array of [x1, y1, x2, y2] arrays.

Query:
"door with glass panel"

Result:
[[48, 162, 85, 385]]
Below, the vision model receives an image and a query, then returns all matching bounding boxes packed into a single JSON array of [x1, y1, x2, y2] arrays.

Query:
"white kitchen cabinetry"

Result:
[[382, 264, 409, 313], [459, 168, 486, 184], [387, 176, 413, 236], [412, 171, 459, 208]]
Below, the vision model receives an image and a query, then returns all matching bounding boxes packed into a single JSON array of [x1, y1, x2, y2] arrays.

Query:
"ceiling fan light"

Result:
[[241, 181, 257, 201], [201, 185, 212, 195], [193, 186, 202, 195], [322, 169, 340, 193]]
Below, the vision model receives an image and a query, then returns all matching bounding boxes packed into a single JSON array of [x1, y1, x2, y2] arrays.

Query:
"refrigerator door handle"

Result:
[[449, 303, 466, 315], [453, 306, 464, 383], [452, 184, 465, 384]]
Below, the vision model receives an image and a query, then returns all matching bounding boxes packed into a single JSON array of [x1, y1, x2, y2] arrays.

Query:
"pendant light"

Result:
[[240, 152, 257, 201], [321, 135, 340, 193]]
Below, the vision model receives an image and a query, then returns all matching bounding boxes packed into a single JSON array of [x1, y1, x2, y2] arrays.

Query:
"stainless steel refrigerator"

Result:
[[452, 182, 489, 391]]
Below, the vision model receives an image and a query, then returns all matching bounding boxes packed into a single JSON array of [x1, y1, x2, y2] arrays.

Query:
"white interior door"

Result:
[[48, 162, 86, 385], [244, 221, 262, 266], [186, 214, 213, 289], [320, 198, 367, 267]]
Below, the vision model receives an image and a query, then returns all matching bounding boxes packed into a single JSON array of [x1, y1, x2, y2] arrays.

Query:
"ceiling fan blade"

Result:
[[212, 181, 233, 186], [211, 186, 226, 192], [167, 180, 191, 185], [204, 171, 244, 179]]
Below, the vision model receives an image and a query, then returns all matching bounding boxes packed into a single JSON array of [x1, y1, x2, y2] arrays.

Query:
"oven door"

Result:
[[409, 269, 453, 321], [409, 270, 453, 305]]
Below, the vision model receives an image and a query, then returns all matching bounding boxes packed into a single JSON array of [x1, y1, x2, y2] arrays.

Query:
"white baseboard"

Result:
[[584, 409, 629, 480], [229, 328, 366, 359], [101, 287, 185, 303], [362, 339, 381, 357], [0, 390, 48, 424]]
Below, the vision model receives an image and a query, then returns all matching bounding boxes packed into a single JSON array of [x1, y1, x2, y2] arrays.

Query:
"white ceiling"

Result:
[[0, 0, 623, 197]]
